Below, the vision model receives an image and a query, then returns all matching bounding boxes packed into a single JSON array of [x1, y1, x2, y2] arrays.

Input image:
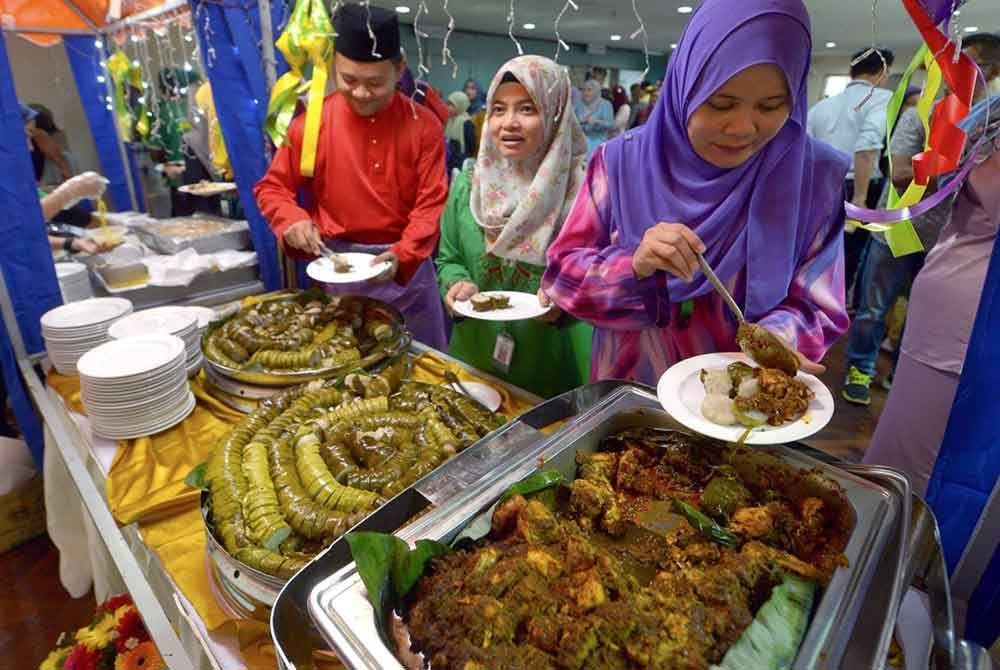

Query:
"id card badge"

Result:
[[492, 331, 515, 374]]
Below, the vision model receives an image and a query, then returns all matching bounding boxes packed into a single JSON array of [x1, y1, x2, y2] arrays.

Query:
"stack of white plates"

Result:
[[185, 306, 217, 337], [78, 334, 196, 440], [108, 306, 203, 378], [55, 262, 93, 303], [42, 298, 134, 375]]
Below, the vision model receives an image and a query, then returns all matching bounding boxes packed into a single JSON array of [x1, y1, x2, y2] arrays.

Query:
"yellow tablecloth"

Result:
[[47, 352, 536, 668]]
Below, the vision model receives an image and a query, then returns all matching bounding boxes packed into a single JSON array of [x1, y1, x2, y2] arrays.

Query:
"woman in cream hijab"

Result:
[[435, 55, 592, 397]]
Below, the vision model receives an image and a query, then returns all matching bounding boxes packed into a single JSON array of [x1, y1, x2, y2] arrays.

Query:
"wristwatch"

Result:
[[63, 237, 76, 253]]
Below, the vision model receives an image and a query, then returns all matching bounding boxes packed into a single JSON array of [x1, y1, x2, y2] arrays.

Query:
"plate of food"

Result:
[[657, 351, 834, 445], [452, 290, 551, 322], [306, 252, 391, 284], [178, 181, 237, 196]]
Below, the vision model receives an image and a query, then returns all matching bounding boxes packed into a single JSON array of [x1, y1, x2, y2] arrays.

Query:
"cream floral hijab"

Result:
[[470, 55, 588, 266]]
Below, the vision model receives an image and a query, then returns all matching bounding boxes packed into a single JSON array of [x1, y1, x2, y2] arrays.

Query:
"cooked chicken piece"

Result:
[[741, 540, 828, 583], [730, 506, 775, 539]]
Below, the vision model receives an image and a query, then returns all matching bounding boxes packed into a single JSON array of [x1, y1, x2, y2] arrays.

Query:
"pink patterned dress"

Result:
[[542, 147, 849, 386]]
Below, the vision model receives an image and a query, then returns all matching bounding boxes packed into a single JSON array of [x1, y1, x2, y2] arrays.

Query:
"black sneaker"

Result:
[[842, 366, 872, 406]]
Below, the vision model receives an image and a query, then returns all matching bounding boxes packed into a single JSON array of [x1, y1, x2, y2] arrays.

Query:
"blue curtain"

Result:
[[925, 230, 1000, 646], [0, 34, 64, 466], [63, 36, 145, 213], [188, 0, 284, 291]]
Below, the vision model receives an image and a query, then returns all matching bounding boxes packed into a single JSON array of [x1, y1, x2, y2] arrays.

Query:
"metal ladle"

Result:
[[696, 254, 800, 376]]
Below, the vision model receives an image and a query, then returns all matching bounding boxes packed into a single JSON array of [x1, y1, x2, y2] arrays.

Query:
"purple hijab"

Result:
[[603, 0, 849, 320]]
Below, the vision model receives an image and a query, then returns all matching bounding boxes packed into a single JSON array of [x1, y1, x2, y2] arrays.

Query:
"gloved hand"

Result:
[[51, 172, 109, 211]]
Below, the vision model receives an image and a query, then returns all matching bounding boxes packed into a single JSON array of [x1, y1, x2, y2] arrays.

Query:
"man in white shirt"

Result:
[[807, 48, 895, 304]]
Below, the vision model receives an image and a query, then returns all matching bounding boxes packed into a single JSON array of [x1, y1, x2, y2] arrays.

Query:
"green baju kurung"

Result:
[[436, 171, 592, 398]]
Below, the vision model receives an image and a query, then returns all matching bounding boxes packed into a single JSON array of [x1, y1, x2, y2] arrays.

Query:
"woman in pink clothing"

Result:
[[864, 93, 1000, 496], [541, 0, 850, 386]]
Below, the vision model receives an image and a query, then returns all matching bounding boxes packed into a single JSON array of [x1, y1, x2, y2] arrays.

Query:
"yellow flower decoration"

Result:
[[75, 613, 119, 650], [39, 647, 70, 670]]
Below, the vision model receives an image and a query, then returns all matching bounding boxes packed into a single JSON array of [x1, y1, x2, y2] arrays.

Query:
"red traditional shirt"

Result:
[[255, 91, 447, 283]]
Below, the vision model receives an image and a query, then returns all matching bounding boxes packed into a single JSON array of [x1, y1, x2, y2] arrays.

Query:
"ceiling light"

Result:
[[964, 26, 979, 33], [610, 34, 622, 41], [825, 41, 836, 48], [677, 5, 693, 13], [670, 42, 678, 49], [394, 6, 411, 13], [523, 23, 536, 30]]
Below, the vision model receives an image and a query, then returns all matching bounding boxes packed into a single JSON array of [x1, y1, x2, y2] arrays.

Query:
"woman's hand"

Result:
[[445, 281, 478, 312], [632, 223, 705, 282], [536, 288, 563, 323], [769, 329, 826, 375]]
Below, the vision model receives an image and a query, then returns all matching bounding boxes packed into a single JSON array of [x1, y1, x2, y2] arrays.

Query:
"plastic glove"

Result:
[[55, 172, 109, 211]]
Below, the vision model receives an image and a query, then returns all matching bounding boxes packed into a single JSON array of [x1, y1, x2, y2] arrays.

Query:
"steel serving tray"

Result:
[[271, 380, 639, 669], [308, 385, 901, 670], [135, 216, 251, 255], [201, 292, 410, 386]]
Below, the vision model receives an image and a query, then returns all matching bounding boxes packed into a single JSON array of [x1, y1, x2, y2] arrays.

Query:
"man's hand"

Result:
[[536, 288, 563, 323], [283, 220, 324, 256], [445, 281, 478, 312], [163, 164, 185, 180], [371, 252, 399, 283]]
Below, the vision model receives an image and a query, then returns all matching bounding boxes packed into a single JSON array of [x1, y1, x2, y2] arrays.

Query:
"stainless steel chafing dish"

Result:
[[201, 292, 411, 386], [304, 385, 905, 670]]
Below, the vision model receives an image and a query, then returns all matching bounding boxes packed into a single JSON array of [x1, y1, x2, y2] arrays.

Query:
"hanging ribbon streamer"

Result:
[[266, 0, 335, 178], [849, 46, 941, 256], [106, 49, 143, 141], [844, 0, 981, 246]]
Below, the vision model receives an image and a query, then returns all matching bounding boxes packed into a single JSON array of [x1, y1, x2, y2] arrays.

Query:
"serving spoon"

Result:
[[696, 254, 800, 376]]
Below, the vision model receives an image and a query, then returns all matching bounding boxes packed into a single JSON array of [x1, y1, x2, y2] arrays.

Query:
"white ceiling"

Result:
[[373, 0, 997, 58]]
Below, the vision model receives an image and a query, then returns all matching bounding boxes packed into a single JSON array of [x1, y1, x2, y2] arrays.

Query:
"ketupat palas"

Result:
[[204, 373, 507, 578]]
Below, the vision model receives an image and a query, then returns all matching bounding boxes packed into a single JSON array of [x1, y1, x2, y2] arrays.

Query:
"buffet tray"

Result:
[[202, 349, 544, 619], [201, 292, 410, 386], [134, 215, 251, 255], [307, 385, 902, 670]]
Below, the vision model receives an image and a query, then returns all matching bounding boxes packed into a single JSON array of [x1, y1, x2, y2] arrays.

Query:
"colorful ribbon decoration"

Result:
[[106, 50, 143, 142], [849, 46, 942, 256], [844, 0, 980, 246], [265, 0, 334, 177]]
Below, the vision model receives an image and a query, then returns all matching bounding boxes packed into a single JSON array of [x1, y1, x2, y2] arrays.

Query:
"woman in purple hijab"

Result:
[[541, 0, 851, 386]]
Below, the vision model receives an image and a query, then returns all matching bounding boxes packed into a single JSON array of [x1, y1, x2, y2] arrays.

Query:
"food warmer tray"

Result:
[[134, 215, 251, 255], [308, 385, 903, 670], [203, 349, 547, 618], [201, 292, 411, 387], [270, 380, 644, 669]]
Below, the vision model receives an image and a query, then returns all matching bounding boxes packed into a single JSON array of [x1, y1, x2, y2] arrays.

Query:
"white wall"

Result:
[[4, 33, 102, 178]]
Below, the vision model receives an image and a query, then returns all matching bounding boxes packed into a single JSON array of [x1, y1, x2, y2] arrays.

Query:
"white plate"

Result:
[[41, 298, 133, 330], [306, 253, 390, 284], [178, 182, 237, 196], [77, 334, 186, 380], [656, 352, 834, 446], [91, 391, 197, 440], [453, 291, 552, 322], [108, 307, 197, 340], [447, 381, 503, 413], [55, 262, 88, 279], [185, 306, 217, 329]]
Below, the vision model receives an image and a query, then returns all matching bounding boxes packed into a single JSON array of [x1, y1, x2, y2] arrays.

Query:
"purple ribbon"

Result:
[[918, 0, 969, 26]]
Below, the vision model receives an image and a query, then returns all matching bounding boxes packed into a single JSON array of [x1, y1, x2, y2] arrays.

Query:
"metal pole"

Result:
[[98, 44, 142, 211], [60, 0, 101, 32], [256, 0, 296, 289], [257, 0, 278, 92]]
